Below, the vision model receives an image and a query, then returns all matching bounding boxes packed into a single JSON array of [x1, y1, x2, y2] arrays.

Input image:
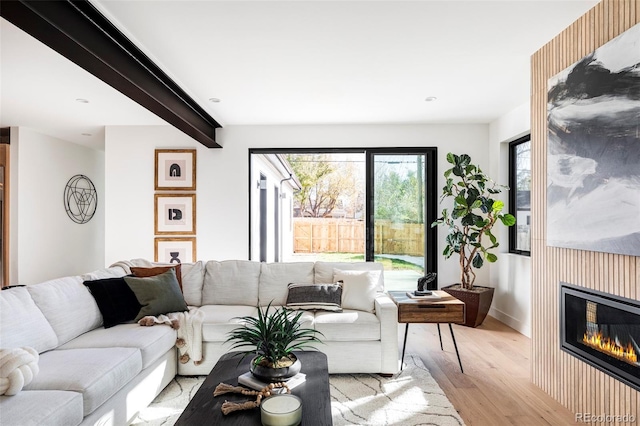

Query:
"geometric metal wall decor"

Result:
[[64, 174, 97, 224], [547, 22, 640, 256]]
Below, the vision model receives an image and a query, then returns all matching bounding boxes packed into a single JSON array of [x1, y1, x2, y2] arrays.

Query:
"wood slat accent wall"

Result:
[[531, 0, 640, 420]]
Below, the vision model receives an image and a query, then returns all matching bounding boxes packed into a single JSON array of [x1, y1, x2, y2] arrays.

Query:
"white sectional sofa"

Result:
[[0, 259, 399, 425]]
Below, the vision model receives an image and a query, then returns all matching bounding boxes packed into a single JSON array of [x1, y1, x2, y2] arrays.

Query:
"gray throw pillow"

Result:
[[286, 282, 343, 312], [124, 268, 188, 321]]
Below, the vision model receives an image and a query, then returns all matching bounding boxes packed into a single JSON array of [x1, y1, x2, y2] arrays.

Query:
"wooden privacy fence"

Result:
[[293, 218, 424, 256]]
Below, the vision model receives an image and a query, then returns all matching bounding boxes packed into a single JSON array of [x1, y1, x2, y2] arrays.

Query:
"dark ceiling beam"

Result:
[[1, 0, 222, 148]]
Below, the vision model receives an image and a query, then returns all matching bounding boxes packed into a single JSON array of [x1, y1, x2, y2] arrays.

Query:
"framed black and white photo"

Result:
[[547, 22, 640, 256], [154, 194, 196, 235], [155, 149, 196, 191], [154, 237, 196, 264]]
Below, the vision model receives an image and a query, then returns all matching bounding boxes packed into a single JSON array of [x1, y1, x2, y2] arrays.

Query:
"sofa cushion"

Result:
[[314, 310, 381, 341], [124, 269, 188, 321], [203, 260, 261, 306], [25, 347, 142, 416], [199, 305, 259, 342], [181, 261, 205, 306], [0, 390, 83, 426], [0, 287, 58, 353], [131, 264, 183, 290], [199, 305, 316, 343], [333, 269, 380, 313], [26, 277, 102, 346], [258, 262, 315, 306], [286, 282, 343, 312], [314, 261, 384, 292], [83, 277, 141, 328], [58, 323, 177, 369]]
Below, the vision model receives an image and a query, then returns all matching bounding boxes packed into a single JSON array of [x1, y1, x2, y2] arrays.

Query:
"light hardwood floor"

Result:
[[402, 316, 580, 426]]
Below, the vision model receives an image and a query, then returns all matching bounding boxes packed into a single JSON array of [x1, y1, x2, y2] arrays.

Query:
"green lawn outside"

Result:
[[314, 252, 423, 272]]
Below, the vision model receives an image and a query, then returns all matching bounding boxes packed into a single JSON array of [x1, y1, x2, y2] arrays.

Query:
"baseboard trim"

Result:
[[489, 307, 530, 337]]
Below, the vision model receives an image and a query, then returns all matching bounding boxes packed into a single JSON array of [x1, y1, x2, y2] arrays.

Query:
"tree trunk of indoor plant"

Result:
[[442, 284, 495, 327]]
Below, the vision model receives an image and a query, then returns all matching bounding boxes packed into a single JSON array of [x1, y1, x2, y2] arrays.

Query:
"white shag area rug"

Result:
[[133, 354, 465, 426]]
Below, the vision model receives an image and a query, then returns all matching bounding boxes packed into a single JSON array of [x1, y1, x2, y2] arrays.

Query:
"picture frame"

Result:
[[154, 237, 196, 264], [154, 194, 196, 235], [155, 149, 196, 191]]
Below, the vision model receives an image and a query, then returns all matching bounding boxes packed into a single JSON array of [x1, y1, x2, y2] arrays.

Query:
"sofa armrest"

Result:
[[374, 292, 399, 374]]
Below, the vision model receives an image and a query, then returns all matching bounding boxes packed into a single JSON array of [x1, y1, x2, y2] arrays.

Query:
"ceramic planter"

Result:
[[442, 284, 495, 327], [250, 354, 301, 382]]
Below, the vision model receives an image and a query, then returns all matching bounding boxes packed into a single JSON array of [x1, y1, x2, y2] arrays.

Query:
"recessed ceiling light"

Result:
[[75, 98, 89, 103], [425, 96, 438, 102], [81, 133, 92, 136], [209, 97, 221, 103]]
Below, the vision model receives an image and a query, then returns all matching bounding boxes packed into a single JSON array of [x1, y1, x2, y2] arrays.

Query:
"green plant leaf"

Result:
[[486, 253, 498, 262], [461, 213, 480, 226], [474, 218, 487, 228], [492, 200, 505, 212], [472, 253, 484, 268], [454, 194, 467, 206], [486, 229, 497, 245], [451, 207, 466, 219], [500, 214, 516, 226], [459, 154, 471, 168], [446, 152, 456, 164], [225, 302, 322, 366], [444, 168, 452, 178]]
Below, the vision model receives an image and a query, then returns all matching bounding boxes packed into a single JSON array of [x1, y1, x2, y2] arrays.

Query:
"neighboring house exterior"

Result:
[[250, 153, 301, 263]]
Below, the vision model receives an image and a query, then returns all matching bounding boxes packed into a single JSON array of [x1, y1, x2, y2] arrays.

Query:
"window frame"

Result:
[[508, 135, 531, 256]]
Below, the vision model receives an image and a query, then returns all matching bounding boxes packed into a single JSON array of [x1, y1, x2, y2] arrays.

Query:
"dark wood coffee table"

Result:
[[175, 351, 332, 425]]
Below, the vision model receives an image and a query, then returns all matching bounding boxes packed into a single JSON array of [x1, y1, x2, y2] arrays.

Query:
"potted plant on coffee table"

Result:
[[431, 153, 516, 327], [225, 303, 323, 382]]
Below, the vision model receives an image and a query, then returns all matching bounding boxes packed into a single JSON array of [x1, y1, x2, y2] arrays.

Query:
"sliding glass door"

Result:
[[367, 149, 438, 290]]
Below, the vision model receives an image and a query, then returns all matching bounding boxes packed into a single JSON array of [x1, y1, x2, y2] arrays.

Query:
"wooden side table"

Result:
[[388, 290, 466, 373]]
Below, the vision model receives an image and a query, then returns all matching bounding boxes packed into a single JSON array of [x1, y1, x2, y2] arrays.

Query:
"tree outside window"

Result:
[[509, 136, 531, 255]]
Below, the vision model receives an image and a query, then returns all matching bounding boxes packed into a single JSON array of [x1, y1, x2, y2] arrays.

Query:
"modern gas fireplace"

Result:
[[560, 282, 640, 391]]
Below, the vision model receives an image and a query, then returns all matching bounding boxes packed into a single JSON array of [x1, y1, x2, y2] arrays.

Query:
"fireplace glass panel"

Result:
[[561, 283, 640, 391]]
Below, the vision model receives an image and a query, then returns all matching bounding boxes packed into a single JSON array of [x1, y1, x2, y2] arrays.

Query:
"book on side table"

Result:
[[238, 371, 306, 392], [406, 291, 442, 300]]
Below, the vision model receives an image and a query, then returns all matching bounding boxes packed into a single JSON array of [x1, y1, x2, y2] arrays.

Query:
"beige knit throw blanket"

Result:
[[0, 347, 39, 395], [139, 307, 205, 365]]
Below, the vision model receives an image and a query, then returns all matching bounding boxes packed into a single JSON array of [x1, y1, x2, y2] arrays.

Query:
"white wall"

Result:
[[10, 127, 105, 284], [488, 102, 531, 337], [104, 123, 489, 287]]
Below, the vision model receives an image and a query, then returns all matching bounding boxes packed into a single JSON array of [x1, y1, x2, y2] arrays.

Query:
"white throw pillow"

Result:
[[333, 269, 381, 313]]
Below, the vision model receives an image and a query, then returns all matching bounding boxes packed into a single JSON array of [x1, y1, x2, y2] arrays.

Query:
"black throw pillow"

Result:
[[84, 276, 142, 328]]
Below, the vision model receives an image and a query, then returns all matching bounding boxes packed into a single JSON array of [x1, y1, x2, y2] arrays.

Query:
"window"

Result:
[[249, 148, 438, 290], [509, 135, 531, 255]]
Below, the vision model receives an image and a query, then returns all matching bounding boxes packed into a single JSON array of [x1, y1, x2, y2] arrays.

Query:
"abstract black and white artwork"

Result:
[[547, 22, 640, 256]]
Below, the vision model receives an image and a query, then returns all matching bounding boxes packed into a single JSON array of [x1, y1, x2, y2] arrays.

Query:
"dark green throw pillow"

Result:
[[124, 268, 187, 321]]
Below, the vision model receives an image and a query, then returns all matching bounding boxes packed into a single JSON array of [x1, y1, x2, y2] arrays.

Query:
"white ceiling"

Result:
[[1, 0, 599, 149]]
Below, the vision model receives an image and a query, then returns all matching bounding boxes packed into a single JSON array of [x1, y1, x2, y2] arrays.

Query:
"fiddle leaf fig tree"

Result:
[[432, 153, 516, 289]]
